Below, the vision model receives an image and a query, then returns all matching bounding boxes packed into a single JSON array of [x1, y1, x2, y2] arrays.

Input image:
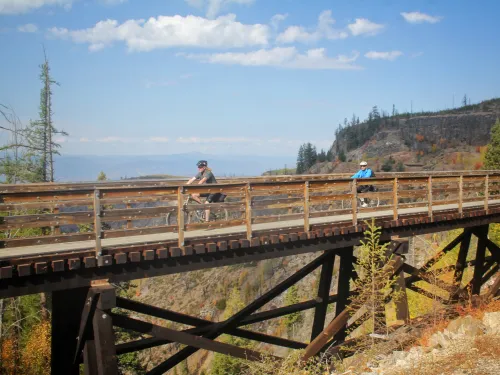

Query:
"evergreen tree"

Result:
[[296, 145, 305, 174], [484, 118, 500, 169], [26, 51, 67, 182], [462, 94, 468, 107]]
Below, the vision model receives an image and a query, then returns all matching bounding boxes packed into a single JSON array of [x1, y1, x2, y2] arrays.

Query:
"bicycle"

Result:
[[166, 194, 228, 225]]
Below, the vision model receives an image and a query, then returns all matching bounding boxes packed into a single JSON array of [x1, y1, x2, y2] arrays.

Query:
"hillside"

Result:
[[307, 98, 500, 174]]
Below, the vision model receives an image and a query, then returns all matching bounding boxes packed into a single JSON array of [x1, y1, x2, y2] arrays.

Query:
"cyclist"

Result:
[[351, 161, 375, 207], [186, 160, 225, 221]]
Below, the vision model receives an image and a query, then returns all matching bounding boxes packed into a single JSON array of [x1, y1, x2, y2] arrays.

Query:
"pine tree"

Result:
[[26, 50, 67, 182], [296, 145, 305, 174], [97, 171, 107, 181], [462, 94, 468, 107], [484, 118, 500, 169]]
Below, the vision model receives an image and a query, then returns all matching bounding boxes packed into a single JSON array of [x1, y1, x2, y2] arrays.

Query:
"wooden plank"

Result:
[[94, 189, 102, 256], [251, 197, 303, 208], [84, 257, 97, 268], [183, 202, 245, 212], [2, 232, 94, 248], [103, 225, 177, 239], [351, 179, 357, 226], [252, 213, 304, 224], [0, 211, 94, 229], [35, 262, 48, 274], [485, 175, 489, 213], [309, 194, 352, 203], [428, 176, 433, 220], [177, 187, 185, 247], [184, 219, 246, 231], [304, 182, 310, 232], [393, 178, 398, 220], [101, 206, 176, 220], [458, 175, 463, 216], [245, 183, 252, 240], [101, 187, 178, 198]]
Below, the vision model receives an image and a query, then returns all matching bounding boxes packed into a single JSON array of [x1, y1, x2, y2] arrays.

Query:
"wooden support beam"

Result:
[[334, 248, 353, 342], [472, 225, 489, 295], [51, 287, 90, 375], [310, 251, 336, 341], [451, 231, 472, 300], [303, 181, 310, 232], [112, 314, 280, 363], [177, 187, 185, 247], [245, 183, 252, 240], [146, 251, 334, 374]]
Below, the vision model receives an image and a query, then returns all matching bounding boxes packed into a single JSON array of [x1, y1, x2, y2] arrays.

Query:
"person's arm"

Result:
[[352, 171, 361, 178], [198, 177, 208, 184], [187, 177, 196, 184]]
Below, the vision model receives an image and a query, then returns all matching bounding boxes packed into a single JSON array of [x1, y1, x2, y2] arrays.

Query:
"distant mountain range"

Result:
[[53, 153, 296, 182]]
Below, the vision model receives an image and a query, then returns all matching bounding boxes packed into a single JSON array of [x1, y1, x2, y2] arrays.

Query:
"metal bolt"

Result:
[[102, 314, 107, 319]]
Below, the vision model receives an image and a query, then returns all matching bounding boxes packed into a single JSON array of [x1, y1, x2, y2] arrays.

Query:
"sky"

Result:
[[1, 0, 499, 157]]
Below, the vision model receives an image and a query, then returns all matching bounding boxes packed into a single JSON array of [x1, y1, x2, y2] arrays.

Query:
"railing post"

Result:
[[93, 189, 102, 256], [484, 174, 489, 214], [177, 186, 185, 247], [458, 175, 463, 217], [427, 176, 433, 221], [245, 183, 252, 240], [303, 181, 310, 232], [393, 177, 398, 221], [351, 179, 357, 226]]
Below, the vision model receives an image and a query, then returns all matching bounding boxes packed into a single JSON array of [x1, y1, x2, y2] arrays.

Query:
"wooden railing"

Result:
[[1, 171, 500, 255]]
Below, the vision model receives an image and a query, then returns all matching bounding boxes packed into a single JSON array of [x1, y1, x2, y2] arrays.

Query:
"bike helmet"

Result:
[[359, 161, 368, 166], [197, 160, 208, 168]]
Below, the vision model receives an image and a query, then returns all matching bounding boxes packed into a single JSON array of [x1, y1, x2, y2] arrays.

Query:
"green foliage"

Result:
[[396, 161, 405, 172], [348, 219, 399, 345], [97, 171, 107, 181], [283, 285, 302, 328], [178, 360, 189, 375], [484, 118, 500, 169], [339, 150, 346, 162], [296, 142, 318, 174], [215, 298, 227, 311], [211, 288, 251, 374], [381, 156, 396, 172]]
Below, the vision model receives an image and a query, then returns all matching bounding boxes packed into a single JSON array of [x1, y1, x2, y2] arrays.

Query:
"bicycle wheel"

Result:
[[186, 210, 203, 224]]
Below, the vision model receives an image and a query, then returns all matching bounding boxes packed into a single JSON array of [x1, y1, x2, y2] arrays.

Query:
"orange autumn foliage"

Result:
[[21, 320, 51, 375]]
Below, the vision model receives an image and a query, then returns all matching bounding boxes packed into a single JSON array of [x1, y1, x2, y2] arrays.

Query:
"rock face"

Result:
[[400, 112, 499, 152], [349, 313, 500, 375]]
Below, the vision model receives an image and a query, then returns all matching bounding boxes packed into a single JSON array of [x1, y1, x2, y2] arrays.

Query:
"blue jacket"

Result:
[[351, 168, 374, 179]]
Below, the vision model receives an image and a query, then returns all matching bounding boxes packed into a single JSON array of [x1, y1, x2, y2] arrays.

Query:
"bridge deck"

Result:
[[3, 199, 498, 261]]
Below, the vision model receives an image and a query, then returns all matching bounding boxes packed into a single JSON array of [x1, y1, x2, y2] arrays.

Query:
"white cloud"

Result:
[[276, 10, 348, 44], [365, 50, 403, 61], [185, 0, 255, 19], [401, 11, 442, 24], [347, 18, 384, 36], [17, 23, 38, 33], [48, 14, 270, 52], [0, 0, 74, 14], [79, 137, 90, 142], [54, 136, 67, 143], [270, 13, 288, 30], [410, 51, 424, 58], [180, 47, 361, 70], [147, 137, 169, 143]]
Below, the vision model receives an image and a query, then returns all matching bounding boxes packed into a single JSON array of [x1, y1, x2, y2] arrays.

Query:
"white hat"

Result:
[[360, 161, 368, 166]]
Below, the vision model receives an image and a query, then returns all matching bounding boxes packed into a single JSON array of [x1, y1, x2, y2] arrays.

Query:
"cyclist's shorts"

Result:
[[200, 193, 226, 203]]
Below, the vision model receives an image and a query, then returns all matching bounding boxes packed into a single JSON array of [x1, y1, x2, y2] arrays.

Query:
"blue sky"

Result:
[[1, 0, 499, 157]]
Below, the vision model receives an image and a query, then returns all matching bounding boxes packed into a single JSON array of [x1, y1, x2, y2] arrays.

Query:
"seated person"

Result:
[[186, 160, 225, 221], [351, 161, 375, 207]]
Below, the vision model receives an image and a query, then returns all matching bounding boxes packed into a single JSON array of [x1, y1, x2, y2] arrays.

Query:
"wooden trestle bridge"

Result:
[[1, 171, 500, 374]]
